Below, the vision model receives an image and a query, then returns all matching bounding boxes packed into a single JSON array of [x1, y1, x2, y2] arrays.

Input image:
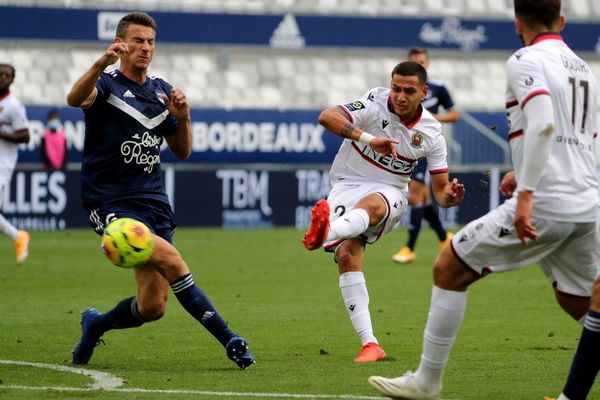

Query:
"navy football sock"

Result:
[[407, 206, 424, 250], [423, 204, 447, 242], [91, 296, 146, 337], [171, 273, 235, 347], [563, 310, 600, 400]]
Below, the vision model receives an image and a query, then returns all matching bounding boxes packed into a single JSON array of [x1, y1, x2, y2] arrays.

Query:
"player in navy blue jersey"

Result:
[[66, 12, 254, 369], [392, 47, 460, 265]]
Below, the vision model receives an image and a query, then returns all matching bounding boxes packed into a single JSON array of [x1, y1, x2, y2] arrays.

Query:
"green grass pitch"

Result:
[[0, 227, 596, 399]]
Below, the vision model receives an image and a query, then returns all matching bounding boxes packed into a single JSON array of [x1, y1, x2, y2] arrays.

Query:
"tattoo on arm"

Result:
[[341, 124, 354, 139]]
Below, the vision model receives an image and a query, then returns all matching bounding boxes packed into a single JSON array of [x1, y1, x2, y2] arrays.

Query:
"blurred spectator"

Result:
[[40, 108, 67, 170]]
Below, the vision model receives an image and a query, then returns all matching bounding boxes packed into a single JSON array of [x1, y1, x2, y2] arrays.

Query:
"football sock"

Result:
[[423, 204, 447, 242], [415, 286, 467, 393], [171, 273, 234, 347], [326, 208, 370, 242], [562, 310, 600, 400], [407, 206, 424, 250], [90, 296, 146, 337], [339, 271, 377, 345], [0, 213, 19, 240]]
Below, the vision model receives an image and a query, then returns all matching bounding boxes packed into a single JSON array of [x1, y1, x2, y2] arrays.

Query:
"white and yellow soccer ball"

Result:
[[101, 218, 155, 269]]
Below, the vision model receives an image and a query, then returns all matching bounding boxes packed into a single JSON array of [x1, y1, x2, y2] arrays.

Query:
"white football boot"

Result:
[[368, 371, 440, 400]]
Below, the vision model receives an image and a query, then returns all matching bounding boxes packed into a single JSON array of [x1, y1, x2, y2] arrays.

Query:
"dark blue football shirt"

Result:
[[422, 78, 455, 114], [81, 70, 177, 208]]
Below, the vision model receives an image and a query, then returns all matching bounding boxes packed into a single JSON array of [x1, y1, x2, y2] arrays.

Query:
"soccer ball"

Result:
[[101, 218, 155, 269]]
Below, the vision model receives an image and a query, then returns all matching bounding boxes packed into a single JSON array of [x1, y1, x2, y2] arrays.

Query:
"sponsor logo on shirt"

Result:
[[120, 131, 161, 173], [344, 101, 365, 112]]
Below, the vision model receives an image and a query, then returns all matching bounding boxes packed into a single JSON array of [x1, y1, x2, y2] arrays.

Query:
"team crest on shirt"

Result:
[[410, 131, 424, 148], [156, 91, 167, 105]]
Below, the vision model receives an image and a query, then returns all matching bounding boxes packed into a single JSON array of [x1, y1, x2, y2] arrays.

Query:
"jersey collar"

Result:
[[0, 91, 10, 101], [387, 97, 423, 129], [530, 32, 563, 46]]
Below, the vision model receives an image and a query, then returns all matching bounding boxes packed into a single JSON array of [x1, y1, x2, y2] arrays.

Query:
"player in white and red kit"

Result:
[[369, 1, 599, 398], [0, 63, 30, 264], [302, 61, 465, 363]]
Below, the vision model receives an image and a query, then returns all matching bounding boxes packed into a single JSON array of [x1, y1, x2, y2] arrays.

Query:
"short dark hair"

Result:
[[407, 46, 428, 59], [514, 0, 560, 28], [0, 63, 15, 79], [116, 12, 156, 39], [392, 61, 427, 86]]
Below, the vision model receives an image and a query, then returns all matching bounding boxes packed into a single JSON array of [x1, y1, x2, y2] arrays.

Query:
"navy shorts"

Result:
[[411, 158, 427, 183], [87, 198, 177, 243]]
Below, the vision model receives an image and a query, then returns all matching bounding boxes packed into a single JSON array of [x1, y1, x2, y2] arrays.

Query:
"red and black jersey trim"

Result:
[[429, 167, 449, 175], [351, 142, 415, 176], [505, 99, 519, 108], [508, 130, 523, 141], [521, 89, 550, 109], [387, 98, 423, 129], [338, 104, 356, 123], [531, 32, 563, 46]]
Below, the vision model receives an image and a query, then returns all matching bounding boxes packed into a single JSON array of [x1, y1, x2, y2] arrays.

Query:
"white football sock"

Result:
[[415, 286, 467, 393], [0, 213, 19, 240], [558, 394, 570, 400], [339, 271, 377, 345], [327, 208, 370, 242]]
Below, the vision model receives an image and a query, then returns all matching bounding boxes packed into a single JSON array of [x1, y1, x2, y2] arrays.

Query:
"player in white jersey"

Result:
[[0, 64, 30, 264], [302, 61, 465, 363], [546, 110, 600, 400], [369, 1, 599, 398]]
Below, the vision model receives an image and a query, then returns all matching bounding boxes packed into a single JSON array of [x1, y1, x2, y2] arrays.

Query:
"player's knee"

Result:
[[153, 246, 189, 278], [590, 278, 600, 312], [138, 302, 166, 321], [432, 250, 476, 291]]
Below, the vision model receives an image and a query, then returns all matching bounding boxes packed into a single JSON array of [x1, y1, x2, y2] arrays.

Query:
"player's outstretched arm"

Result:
[[318, 106, 398, 158], [66, 43, 128, 108], [430, 173, 465, 208]]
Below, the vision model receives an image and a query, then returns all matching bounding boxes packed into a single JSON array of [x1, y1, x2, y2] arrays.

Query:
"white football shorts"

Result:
[[452, 197, 599, 297], [324, 180, 408, 252]]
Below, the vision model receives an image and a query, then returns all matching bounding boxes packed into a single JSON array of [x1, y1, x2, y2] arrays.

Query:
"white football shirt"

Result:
[[0, 93, 29, 183], [329, 87, 448, 191], [505, 34, 598, 222]]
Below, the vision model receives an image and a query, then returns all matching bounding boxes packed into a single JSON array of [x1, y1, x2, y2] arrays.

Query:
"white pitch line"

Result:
[[0, 359, 123, 389], [0, 385, 384, 399], [1, 359, 459, 400]]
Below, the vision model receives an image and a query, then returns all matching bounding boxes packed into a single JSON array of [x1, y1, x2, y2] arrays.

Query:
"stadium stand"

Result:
[[1, 0, 599, 111], [3, 41, 599, 114], [2, 0, 600, 20], [3, 0, 600, 20], [3, 0, 600, 112]]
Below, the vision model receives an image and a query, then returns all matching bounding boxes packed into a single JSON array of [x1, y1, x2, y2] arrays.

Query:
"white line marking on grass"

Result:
[[0, 359, 124, 389], [1, 385, 384, 399], [1, 359, 458, 399]]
